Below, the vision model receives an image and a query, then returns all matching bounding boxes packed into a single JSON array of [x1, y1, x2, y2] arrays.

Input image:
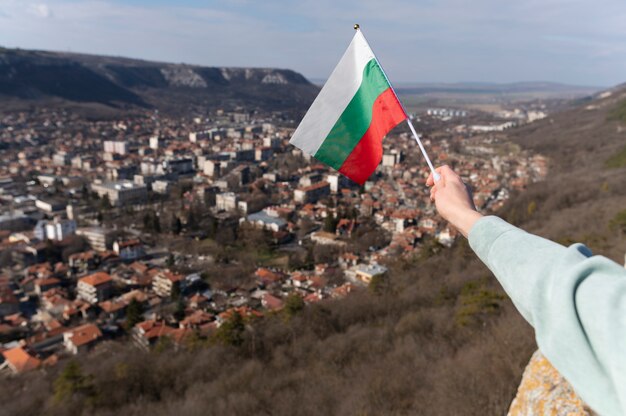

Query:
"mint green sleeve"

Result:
[[468, 216, 626, 416]]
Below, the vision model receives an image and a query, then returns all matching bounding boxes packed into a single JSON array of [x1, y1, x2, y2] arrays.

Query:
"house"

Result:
[[68, 251, 100, 272], [113, 239, 144, 260], [77, 272, 113, 304], [63, 323, 103, 355], [215, 192, 238, 211], [0, 284, 19, 318], [353, 263, 388, 284], [34, 277, 61, 295], [254, 268, 284, 287], [76, 227, 113, 252], [152, 271, 184, 298], [179, 310, 214, 329], [34, 218, 77, 241], [188, 293, 210, 310], [332, 283, 356, 299], [98, 300, 127, 320], [294, 181, 330, 204], [261, 293, 284, 311], [303, 292, 323, 303], [242, 210, 287, 232], [91, 181, 147, 207], [338, 252, 359, 269], [132, 320, 177, 350], [335, 219, 356, 237], [0, 346, 41, 374], [216, 306, 263, 326], [311, 231, 346, 246], [25, 324, 67, 354], [391, 210, 419, 233]]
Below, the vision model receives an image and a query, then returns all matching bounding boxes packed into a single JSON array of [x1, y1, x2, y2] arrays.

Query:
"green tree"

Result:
[[284, 293, 305, 318], [53, 360, 95, 404], [100, 194, 112, 210], [143, 212, 151, 230], [213, 311, 245, 346], [184, 330, 204, 351], [143, 210, 161, 234], [166, 253, 176, 268], [154, 335, 173, 353], [171, 214, 182, 235], [323, 214, 339, 233], [204, 215, 217, 238], [609, 209, 626, 235], [186, 208, 198, 229], [171, 282, 181, 300], [368, 274, 389, 295], [174, 297, 186, 322], [154, 214, 161, 233], [124, 299, 144, 331]]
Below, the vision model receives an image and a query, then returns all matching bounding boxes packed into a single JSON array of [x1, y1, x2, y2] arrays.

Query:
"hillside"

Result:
[[0, 47, 319, 115], [502, 86, 626, 261], [1, 87, 626, 416]]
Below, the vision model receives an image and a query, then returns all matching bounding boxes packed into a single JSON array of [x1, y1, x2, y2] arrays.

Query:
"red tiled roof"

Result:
[[116, 239, 141, 248], [255, 268, 282, 283], [79, 272, 112, 287], [69, 251, 97, 261], [262, 293, 284, 311], [298, 181, 329, 192], [65, 323, 102, 348], [1, 347, 41, 373], [35, 277, 61, 287], [135, 320, 177, 340]]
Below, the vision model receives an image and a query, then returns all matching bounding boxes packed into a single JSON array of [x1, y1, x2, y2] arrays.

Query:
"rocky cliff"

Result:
[[0, 47, 319, 115], [507, 350, 596, 415]]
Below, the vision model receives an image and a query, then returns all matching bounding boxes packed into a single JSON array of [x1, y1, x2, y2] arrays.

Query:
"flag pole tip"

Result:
[[353, 23, 360, 30]]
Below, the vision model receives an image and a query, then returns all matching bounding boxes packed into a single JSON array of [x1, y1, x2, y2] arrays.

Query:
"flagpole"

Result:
[[354, 24, 441, 182]]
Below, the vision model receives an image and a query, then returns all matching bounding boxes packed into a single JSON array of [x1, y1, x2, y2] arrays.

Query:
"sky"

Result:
[[1, 0, 625, 87]]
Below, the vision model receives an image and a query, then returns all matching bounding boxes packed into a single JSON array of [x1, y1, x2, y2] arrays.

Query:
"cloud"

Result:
[[27, 3, 52, 18], [0, 0, 624, 86]]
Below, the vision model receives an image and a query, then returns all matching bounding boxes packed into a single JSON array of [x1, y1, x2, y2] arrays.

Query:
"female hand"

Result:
[[426, 165, 483, 237]]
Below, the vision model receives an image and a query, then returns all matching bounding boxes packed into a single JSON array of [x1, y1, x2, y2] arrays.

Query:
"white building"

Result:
[[149, 136, 160, 150], [294, 181, 330, 204], [35, 218, 76, 241], [215, 192, 238, 211], [152, 180, 171, 194], [152, 271, 184, 298], [113, 239, 144, 260], [53, 151, 72, 166], [242, 210, 287, 232], [63, 324, 103, 355], [77, 272, 113, 304], [76, 227, 112, 252], [351, 263, 388, 284], [91, 181, 147, 206], [103, 140, 128, 155], [382, 151, 402, 167]]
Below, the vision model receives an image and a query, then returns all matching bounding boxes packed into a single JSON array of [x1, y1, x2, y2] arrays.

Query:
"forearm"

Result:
[[468, 216, 626, 416]]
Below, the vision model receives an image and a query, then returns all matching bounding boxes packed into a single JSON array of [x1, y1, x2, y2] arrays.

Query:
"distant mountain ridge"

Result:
[[308, 77, 601, 96], [395, 81, 601, 96], [0, 47, 320, 115]]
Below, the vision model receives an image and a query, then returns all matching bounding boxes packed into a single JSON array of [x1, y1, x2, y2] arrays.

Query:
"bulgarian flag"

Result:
[[289, 28, 407, 185]]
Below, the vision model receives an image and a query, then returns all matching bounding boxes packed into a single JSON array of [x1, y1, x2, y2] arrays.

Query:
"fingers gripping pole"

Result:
[[406, 118, 440, 182]]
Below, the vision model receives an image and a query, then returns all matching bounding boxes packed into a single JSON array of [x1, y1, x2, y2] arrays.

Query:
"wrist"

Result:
[[454, 210, 483, 238]]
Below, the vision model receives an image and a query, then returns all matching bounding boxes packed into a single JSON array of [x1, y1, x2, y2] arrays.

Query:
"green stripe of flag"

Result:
[[313, 58, 391, 169]]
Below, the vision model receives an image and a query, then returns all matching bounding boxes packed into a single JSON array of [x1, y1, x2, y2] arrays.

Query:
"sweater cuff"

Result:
[[468, 216, 519, 260]]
